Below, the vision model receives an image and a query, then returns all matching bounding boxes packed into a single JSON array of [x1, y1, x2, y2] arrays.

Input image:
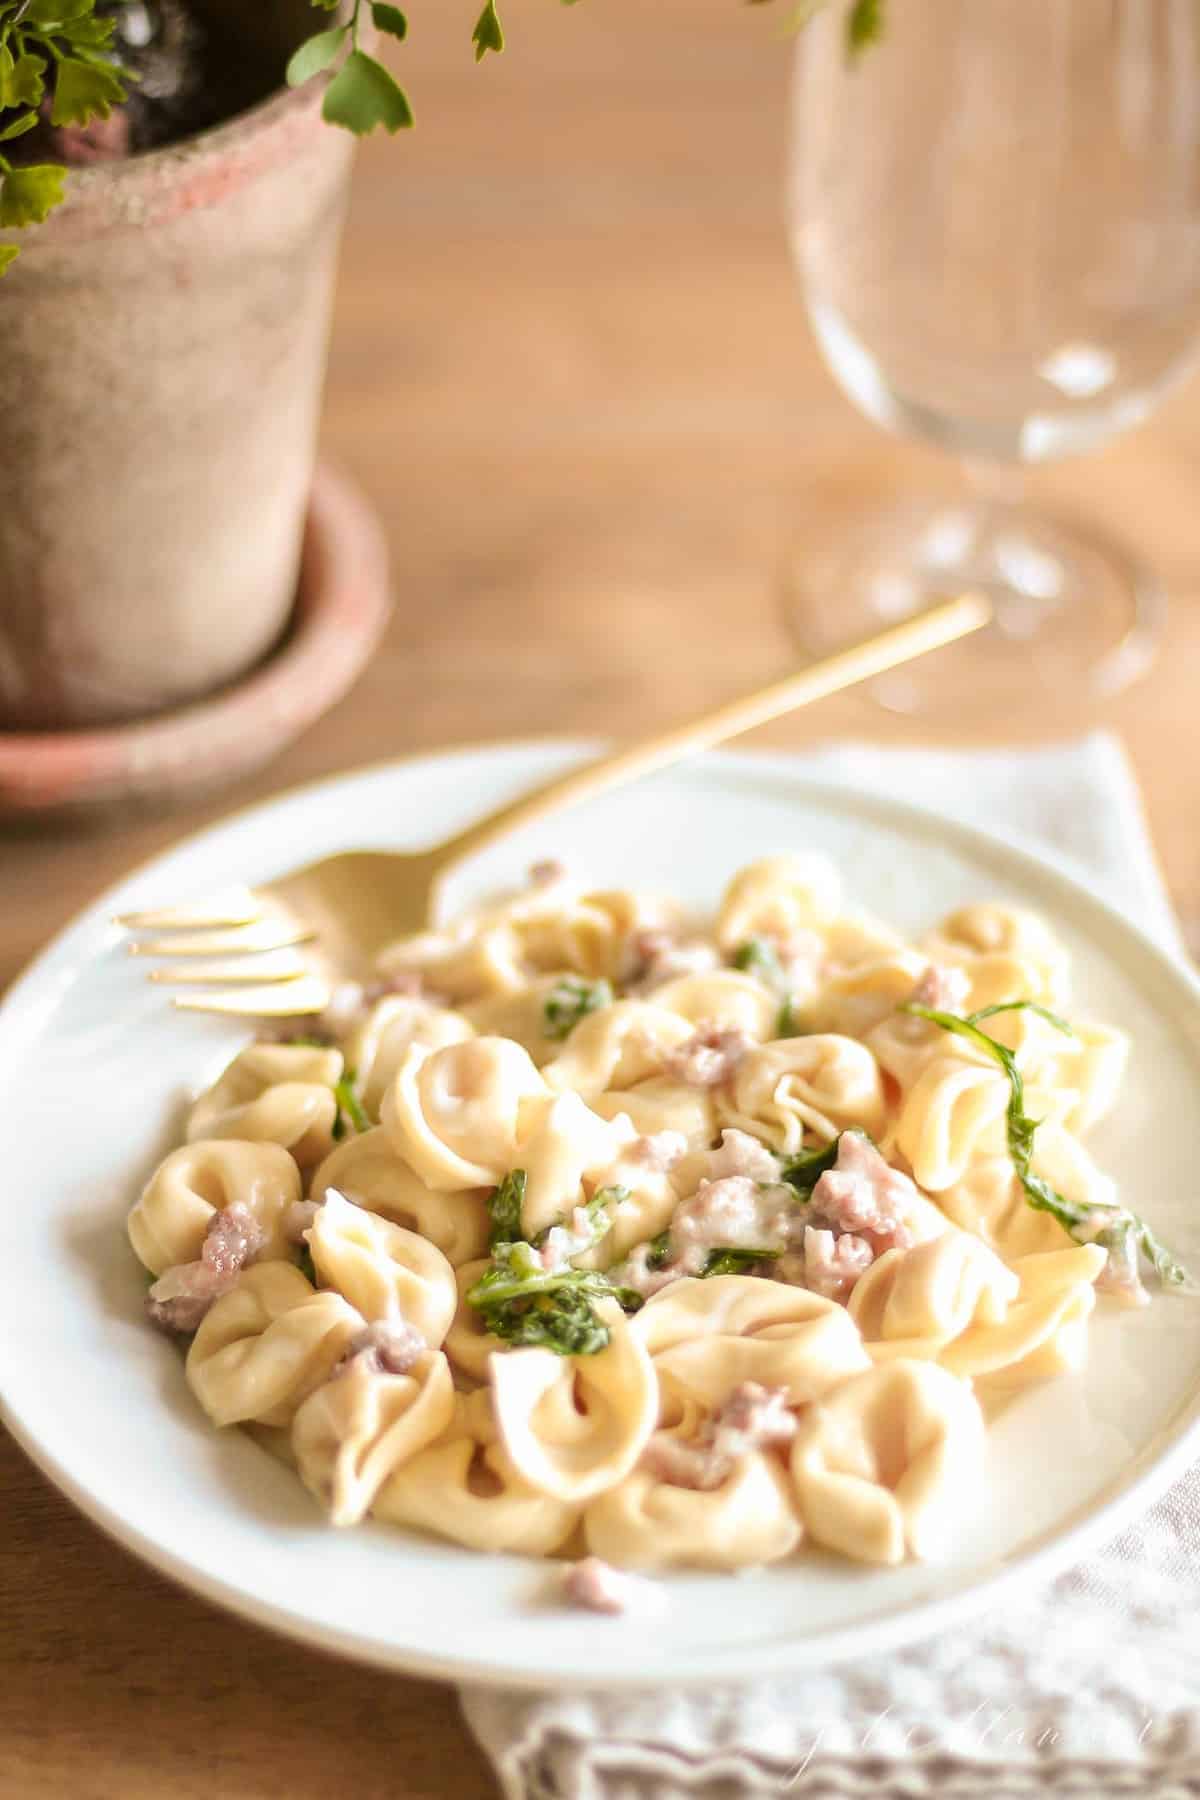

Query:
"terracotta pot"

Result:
[[0, 2, 358, 730]]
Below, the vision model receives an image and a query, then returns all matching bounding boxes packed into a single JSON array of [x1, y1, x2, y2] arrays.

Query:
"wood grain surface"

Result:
[[3, 1, 1200, 1792]]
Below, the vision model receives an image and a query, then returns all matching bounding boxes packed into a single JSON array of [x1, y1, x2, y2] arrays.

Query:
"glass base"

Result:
[[782, 498, 1164, 721]]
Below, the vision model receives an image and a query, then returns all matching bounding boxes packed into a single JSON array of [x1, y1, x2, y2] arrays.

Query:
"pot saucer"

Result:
[[0, 462, 390, 819]]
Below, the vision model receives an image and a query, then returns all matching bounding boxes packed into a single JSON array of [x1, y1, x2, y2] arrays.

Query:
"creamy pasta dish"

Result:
[[128, 855, 1187, 1593]]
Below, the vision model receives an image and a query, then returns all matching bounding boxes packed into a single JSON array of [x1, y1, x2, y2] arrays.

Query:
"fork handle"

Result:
[[427, 592, 989, 892]]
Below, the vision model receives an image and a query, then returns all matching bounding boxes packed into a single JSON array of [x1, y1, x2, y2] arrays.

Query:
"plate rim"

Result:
[[3, 736, 1199, 1691]]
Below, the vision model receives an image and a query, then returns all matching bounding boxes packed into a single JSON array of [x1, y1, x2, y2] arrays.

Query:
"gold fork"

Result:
[[120, 593, 990, 1019]]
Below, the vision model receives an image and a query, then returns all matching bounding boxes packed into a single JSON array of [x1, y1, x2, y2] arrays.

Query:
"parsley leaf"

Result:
[[543, 976, 612, 1042], [644, 1228, 673, 1272], [776, 995, 803, 1037], [906, 1001, 1191, 1294], [482, 1284, 612, 1356], [488, 1168, 526, 1250], [469, 1242, 607, 1308], [700, 1247, 781, 1277], [331, 1069, 370, 1141], [732, 935, 785, 986], [296, 1245, 318, 1285], [778, 1131, 854, 1201], [734, 935, 807, 1039], [567, 1185, 626, 1252], [468, 1241, 642, 1356], [469, 1193, 641, 1354]]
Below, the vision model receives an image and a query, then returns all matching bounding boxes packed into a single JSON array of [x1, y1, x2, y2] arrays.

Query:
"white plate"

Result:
[[3, 742, 1200, 1690]]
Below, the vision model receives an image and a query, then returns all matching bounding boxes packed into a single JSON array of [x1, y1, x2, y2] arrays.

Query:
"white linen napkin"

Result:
[[461, 733, 1200, 1800]]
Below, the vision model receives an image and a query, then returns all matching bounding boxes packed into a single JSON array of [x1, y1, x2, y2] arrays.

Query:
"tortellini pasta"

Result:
[[443, 1257, 507, 1383], [490, 1300, 658, 1502], [591, 1076, 716, 1147], [895, 1054, 1011, 1191], [494, 883, 625, 980], [128, 1138, 299, 1276], [542, 1000, 694, 1100], [802, 947, 930, 1039], [845, 1237, 1106, 1392], [584, 1452, 801, 1571], [311, 1129, 490, 1266], [938, 1155, 1076, 1261], [790, 1360, 986, 1564], [848, 1233, 1020, 1358], [1050, 1022, 1129, 1138], [382, 1037, 547, 1189], [938, 1246, 1107, 1387], [185, 1043, 343, 1168], [308, 1190, 457, 1345], [137, 857, 1156, 1584], [344, 996, 475, 1118], [376, 921, 527, 1001], [635, 1275, 871, 1407], [715, 853, 840, 949], [651, 971, 778, 1040], [924, 902, 1071, 1010], [292, 1346, 456, 1526], [186, 1263, 363, 1428], [512, 1091, 633, 1240], [569, 1138, 681, 1271], [462, 976, 587, 1066], [720, 1034, 887, 1151], [375, 1392, 582, 1554]]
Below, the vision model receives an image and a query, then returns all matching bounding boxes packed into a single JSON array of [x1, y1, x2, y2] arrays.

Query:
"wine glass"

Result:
[[785, 0, 1200, 718]]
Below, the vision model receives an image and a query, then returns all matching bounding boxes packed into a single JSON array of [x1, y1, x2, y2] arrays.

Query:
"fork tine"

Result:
[[115, 888, 262, 930], [128, 921, 316, 958], [148, 950, 311, 986], [172, 976, 333, 1018]]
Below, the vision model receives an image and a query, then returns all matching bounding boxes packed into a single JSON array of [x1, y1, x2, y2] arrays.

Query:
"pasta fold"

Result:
[[186, 1263, 363, 1428], [789, 1360, 985, 1564], [634, 1275, 871, 1407], [584, 1453, 801, 1571], [895, 1054, 1011, 1191], [310, 1129, 490, 1267], [715, 852, 841, 948], [344, 996, 475, 1117], [375, 1392, 582, 1554], [186, 1043, 343, 1168], [128, 1138, 300, 1276], [719, 1034, 886, 1151], [490, 1299, 658, 1502], [382, 1037, 548, 1189], [542, 1000, 694, 1100], [308, 1190, 457, 1346], [292, 1347, 455, 1526]]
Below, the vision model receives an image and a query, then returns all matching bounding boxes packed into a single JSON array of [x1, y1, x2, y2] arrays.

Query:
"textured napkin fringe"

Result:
[[499, 1743, 1200, 1800], [459, 735, 1199, 1800]]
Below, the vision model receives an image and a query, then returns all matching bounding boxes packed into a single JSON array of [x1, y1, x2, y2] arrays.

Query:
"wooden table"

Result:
[[3, 1, 1200, 1792]]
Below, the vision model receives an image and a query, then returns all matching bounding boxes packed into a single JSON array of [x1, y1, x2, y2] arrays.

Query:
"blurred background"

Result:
[[3, 0, 1199, 971]]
